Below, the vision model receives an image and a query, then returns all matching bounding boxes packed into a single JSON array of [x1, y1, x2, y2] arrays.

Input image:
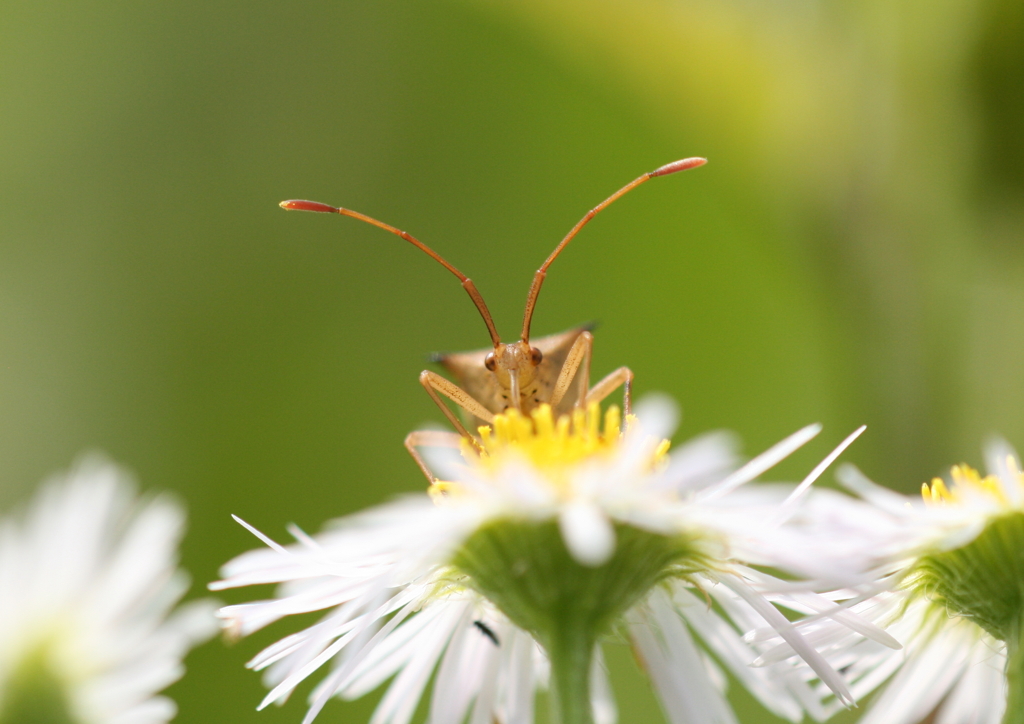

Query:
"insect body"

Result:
[[430, 323, 595, 430], [473, 620, 500, 647], [281, 157, 706, 481]]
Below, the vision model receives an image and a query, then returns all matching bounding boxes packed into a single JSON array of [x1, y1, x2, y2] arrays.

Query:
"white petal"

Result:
[[780, 426, 866, 509], [368, 604, 463, 724], [344, 602, 454, 699], [558, 501, 616, 567], [628, 590, 737, 724], [502, 626, 539, 724], [935, 639, 1005, 724], [716, 573, 854, 708], [590, 646, 618, 724], [700, 424, 821, 500], [669, 585, 804, 722], [633, 393, 679, 440], [835, 463, 913, 514], [857, 629, 969, 724], [663, 431, 740, 493], [985, 437, 1023, 505], [428, 606, 482, 724]]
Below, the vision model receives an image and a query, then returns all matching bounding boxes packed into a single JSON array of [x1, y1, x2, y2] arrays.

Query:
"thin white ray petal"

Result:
[[503, 626, 538, 724], [700, 424, 821, 501], [429, 610, 490, 724], [669, 585, 803, 722], [857, 630, 969, 724], [231, 515, 290, 554], [261, 595, 411, 710], [368, 604, 463, 724], [781, 426, 866, 508], [744, 570, 901, 650], [717, 574, 854, 708], [935, 643, 1005, 724], [628, 591, 737, 724], [286, 523, 321, 550], [467, 636, 503, 724], [834, 463, 912, 513]]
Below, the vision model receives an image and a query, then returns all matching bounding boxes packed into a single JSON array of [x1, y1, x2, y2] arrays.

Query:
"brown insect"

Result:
[[280, 157, 706, 482]]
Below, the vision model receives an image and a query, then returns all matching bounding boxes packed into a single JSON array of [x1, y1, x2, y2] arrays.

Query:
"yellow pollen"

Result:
[[428, 481, 458, 502], [920, 463, 1017, 507], [427, 403, 669, 500], [479, 403, 625, 469]]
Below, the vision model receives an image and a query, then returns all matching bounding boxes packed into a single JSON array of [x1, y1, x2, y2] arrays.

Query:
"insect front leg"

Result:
[[549, 331, 593, 409], [586, 366, 634, 417], [419, 370, 495, 444], [404, 430, 464, 484]]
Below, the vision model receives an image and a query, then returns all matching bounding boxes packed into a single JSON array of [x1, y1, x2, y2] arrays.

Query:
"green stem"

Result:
[[1006, 618, 1024, 724], [544, 625, 596, 724]]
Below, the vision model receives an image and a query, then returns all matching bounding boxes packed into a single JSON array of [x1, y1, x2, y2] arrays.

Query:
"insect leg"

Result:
[[549, 331, 593, 409], [404, 430, 463, 484], [586, 366, 634, 417], [419, 370, 495, 443]]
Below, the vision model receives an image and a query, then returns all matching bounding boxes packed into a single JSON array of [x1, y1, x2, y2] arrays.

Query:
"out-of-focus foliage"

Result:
[[974, 0, 1024, 197], [0, 0, 1020, 722]]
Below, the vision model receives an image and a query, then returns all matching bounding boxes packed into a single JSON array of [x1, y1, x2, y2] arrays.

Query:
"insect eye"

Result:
[[530, 347, 543, 365], [484, 353, 497, 372]]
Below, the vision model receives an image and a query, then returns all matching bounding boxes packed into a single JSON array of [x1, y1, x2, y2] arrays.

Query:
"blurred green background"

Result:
[[1, 0, 1022, 721]]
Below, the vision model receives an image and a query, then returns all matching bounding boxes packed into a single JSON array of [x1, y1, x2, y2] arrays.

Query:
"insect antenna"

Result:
[[519, 157, 707, 343], [280, 199, 501, 347]]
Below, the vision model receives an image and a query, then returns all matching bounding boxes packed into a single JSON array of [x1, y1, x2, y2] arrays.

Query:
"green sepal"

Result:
[[451, 518, 714, 724], [913, 511, 1024, 641]]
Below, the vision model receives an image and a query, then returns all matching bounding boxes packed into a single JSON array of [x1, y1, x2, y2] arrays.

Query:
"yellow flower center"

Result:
[[429, 403, 670, 500], [920, 458, 1024, 507]]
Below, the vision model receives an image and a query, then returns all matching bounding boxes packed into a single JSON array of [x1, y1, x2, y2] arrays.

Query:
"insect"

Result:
[[473, 620, 500, 647], [280, 157, 706, 482]]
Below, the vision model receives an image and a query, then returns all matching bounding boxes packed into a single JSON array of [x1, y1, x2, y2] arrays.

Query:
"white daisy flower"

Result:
[[752, 443, 1024, 724], [0, 456, 217, 724], [214, 397, 887, 724]]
